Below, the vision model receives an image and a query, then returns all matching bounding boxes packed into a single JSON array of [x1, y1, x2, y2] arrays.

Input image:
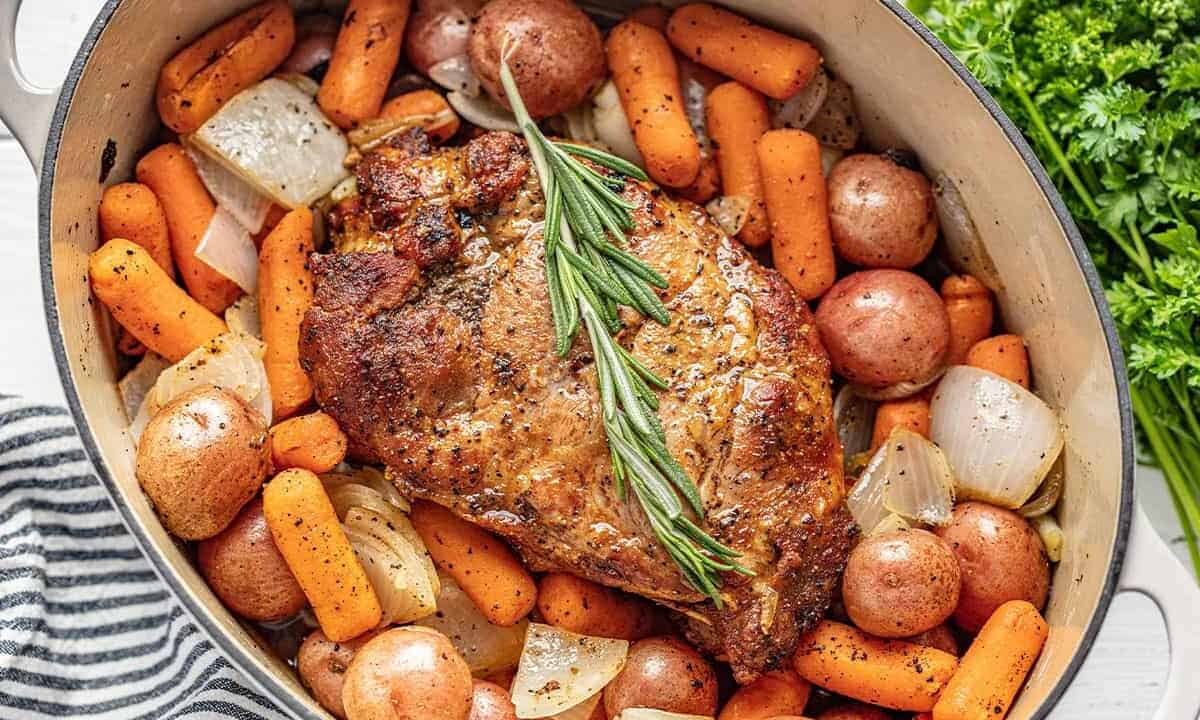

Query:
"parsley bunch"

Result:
[[912, 0, 1200, 573]]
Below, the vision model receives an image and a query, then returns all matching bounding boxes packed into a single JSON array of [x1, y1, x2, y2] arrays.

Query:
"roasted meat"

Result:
[[300, 129, 855, 680]]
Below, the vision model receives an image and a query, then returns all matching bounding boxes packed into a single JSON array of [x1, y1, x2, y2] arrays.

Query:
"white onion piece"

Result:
[[705, 195, 750, 237], [324, 466, 410, 513], [344, 507, 438, 624], [931, 366, 1064, 509], [618, 711, 714, 720], [416, 572, 529, 677], [547, 694, 602, 720], [870, 513, 911, 535], [846, 444, 889, 533], [592, 81, 645, 168], [224, 295, 262, 339], [933, 173, 1003, 292], [192, 78, 350, 208], [1033, 514, 1064, 562], [681, 76, 709, 149], [186, 144, 271, 233], [511, 624, 628, 719], [118, 353, 169, 422], [447, 90, 521, 133], [834, 385, 877, 459], [429, 54, 480, 97], [1019, 457, 1064, 518], [276, 71, 322, 97], [195, 208, 259, 294], [851, 365, 946, 401], [879, 429, 956, 526], [769, 67, 829, 130], [562, 104, 599, 146], [804, 77, 860, 150], [329, 176, 358, 205]]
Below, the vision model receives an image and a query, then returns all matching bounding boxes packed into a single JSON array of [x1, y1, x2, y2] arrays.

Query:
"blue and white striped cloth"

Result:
[[0, 397, 288, 719]]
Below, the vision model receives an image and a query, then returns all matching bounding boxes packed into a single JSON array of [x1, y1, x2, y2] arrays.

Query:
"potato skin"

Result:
[[842, 529, 961, 638], [469, 680, 519, 720], [816, 702, 893, 720], [604, 636, 718, 718], [297, 629, 379, 720], [197, 498, 306, 621], [135, 385, 270, 540], [906, 622, 959, 656], [935, 502, 1050, 633], [828, 154, 937, 269], [342, 627, 474, 720], [406, 0, 483, 75], [468, 0, 605, 118], [815, 270, 950, 389]]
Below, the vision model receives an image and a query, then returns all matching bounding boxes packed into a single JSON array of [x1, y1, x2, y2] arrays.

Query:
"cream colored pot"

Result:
[[2, 1, 1198, 718]]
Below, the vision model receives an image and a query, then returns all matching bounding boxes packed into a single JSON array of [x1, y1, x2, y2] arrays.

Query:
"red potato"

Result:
[[342, 627, 474, 720], [405, 0, 482, 75], [827, 154, 938, 269], [469, 680, 519, 720], [815, 270, 950, 392], [816, 703, 891, 720], [935, 502, 1050, 633], [842, 529, 961, 638], [907, 623, 959, 656], [297, 629, 380, 720], [604, 636, 718, 718]]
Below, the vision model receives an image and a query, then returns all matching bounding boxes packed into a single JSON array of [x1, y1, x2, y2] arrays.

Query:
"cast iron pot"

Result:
[[2, 1, 1199, 718]]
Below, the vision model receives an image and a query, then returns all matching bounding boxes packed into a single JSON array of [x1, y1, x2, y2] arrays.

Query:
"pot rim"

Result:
[[36, 1, 1136, 718]]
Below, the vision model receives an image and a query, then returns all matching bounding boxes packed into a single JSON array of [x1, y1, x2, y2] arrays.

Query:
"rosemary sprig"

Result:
[[498, 45, 751, 605]]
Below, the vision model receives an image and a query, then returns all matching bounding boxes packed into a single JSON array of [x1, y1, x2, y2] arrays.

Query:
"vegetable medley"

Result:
[[87, 0, 1072, 718]]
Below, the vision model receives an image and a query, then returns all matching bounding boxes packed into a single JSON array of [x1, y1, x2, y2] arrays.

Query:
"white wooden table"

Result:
[[0, 3, 1189, 718]]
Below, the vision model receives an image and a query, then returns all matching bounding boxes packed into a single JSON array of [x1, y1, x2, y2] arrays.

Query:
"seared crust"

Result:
[[301, 131, 852, 681]]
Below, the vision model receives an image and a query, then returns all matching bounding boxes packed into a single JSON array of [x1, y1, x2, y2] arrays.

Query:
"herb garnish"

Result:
[[498, 46, 751, 604]]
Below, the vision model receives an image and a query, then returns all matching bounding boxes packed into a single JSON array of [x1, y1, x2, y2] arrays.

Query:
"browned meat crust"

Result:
[[301, 130, 855, 681]]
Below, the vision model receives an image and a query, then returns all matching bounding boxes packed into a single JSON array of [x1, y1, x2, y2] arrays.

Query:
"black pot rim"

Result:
[[36, 2, 1136, 719]]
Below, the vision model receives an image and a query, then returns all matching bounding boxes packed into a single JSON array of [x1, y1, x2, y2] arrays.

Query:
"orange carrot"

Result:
[[942, 275, 994, 365], [136, 144, 242, 315], [380, 89, 460, 143], [667, 3, 821, 100], [629, 3, 670, 30], [263, 468, 382, 641], [758, 129, 835, 298], [966, 334, 1029, 388], [706, 82, 770, 247], [675, 153, 721, 204], [99, 183, 174, 277], [718, 669, 811, 720], [793, 620, 958, 712], [270, 412, 348, 473], [536, 573, 665, 640], [409, 501, 536, 627], [157, 0, 296, 133], [871, 398, 931, 451], [258, 207, 315, 418], [932, 601, 1048, 720], [89, 239, 227, 362], [318, 0, 412, 129], [606, 20, 702, 189]]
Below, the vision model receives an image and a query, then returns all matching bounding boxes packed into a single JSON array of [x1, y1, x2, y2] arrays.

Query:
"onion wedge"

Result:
[[195, 208, 259, 294], [416, 572, 528, 677], [847, 428, 955, 530], [511, 624, 628, 719]]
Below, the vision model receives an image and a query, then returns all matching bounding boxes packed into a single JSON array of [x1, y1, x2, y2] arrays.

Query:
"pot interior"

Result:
[[42, 1, 1130, 717]]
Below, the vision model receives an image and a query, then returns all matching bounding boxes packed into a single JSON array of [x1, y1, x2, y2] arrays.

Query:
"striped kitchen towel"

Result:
[[0, 397, 288, 719]]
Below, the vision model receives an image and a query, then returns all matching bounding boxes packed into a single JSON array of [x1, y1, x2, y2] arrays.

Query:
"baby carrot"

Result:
[[871, 398, 931, 452], [758, 129, 835, 298], [606, 19, 702, 189], [629, 3, 670, 30], [99, 183, 174, 277], [157, 0, 296, 133], [718, 669, 811, 720], [380, 89, 460, 143], [270, 411, 348, 474], [966, 334, 1029, 388], [675, 153, 721, 205], [793, 620, 958, 712], [942, 275, 994, 365], [667, 3, 821, 100], [136, 144, 242, 315], [537, 573, 664, 640], [263, 468, 382, 642], [932, 601, 1049, 720], [319, 0, 412, 129], [706, 82, 770, 247], [258, 207, 315, 418], [89, 239, 227, 362], [409, 500, 536, 627]]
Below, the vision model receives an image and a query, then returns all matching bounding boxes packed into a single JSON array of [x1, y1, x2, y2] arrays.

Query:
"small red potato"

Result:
[[468, 0, 606, 118], [297, 629, 379, 720], [405, 0, 482, 75], [906, 623, 959, 656], [842, 529, 961, 638], [827, 154, 938, 269], [815, 270, 950, 391], [469, 680, 519, 720], [342, 626, 474, 720], [935, 502, 1051, 633], [197, 498, 306, 622], [816, 702, 892, 720], [604, 636, 718, 718]]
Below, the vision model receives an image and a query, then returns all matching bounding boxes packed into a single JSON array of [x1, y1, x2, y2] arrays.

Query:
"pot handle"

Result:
[[1119, 504, 1200, 720], [0, 0, 61, 175]]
